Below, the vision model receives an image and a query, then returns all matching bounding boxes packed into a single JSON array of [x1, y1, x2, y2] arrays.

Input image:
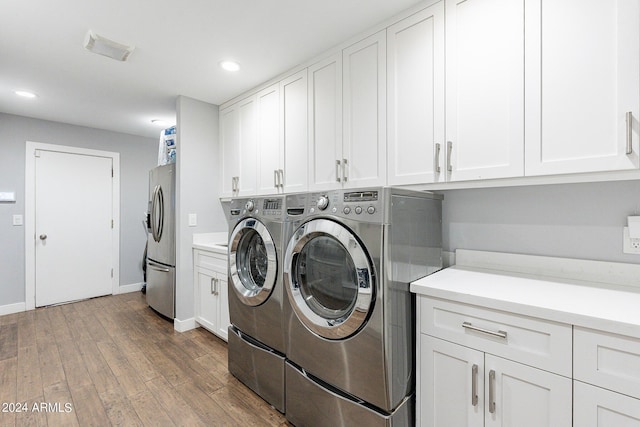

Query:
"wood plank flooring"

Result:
[[0, 292, 289, 427]]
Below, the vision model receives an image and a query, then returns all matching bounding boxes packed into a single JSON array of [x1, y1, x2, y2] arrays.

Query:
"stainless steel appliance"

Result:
[[227, 196, 286, 412], [283, 187, 443, 426], [146, 163, 176, 319]]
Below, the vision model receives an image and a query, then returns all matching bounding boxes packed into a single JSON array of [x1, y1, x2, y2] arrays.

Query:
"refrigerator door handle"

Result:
[[153, 185, 165, 243], [148, 260, 170, 272], [150, 185, 159, 242]]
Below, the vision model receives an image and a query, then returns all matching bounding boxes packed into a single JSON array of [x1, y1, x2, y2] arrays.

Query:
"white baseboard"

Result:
[[0, 302, 26, 317], [174, 317, 197, 332], [116, 282, 144, 294]]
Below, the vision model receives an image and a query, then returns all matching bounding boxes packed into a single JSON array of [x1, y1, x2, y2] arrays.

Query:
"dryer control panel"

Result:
[[306, 189, 384, 223]]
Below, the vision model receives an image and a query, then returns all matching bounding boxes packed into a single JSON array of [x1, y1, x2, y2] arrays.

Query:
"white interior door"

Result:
[[35, 149, 114, 306]]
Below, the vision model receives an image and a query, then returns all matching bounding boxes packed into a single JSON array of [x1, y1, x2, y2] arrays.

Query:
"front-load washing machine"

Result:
[[227, 196, 286, 412], [283, 187, 443, 426]]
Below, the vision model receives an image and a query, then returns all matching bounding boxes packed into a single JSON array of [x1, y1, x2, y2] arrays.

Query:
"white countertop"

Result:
[[192, 232, 228, 254], [411, 251, 640, 339]]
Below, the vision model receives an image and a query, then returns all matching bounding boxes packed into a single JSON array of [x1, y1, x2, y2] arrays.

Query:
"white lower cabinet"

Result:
[[573, 327, 640, 427], [574, 381, 640, 427], [420, 335, 571, 427], [417, 297, 572, 427], [194, 249, 230, 341]]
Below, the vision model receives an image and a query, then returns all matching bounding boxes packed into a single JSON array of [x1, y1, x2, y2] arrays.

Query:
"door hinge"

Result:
[[111, 219, 114, 228], [34, 150, 41, 158], [111, 167, 114, 177], [111, 268, 114, 278]]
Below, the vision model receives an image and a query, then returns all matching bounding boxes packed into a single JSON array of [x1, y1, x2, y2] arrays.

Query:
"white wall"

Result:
[[0, 113, 157, 308], [175, 96, 225, 323], [440, 180, 640, 264]]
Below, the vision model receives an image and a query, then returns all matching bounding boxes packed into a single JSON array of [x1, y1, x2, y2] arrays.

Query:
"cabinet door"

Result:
[[256, 83, 281, 195], [485, 355, 572, 427], [525, 0, 640, 176], [214, 270, 229, 341], [308, 54, 343, 191], [574, 381, 640, 427], [445, 0, 524, 181], [196, 267, 218, 334], [420, 335, 484, 427], [237, 96, 258, 196], [281, 70, 308, 193], [343, 30, 387, 188], [220, 106, 240, 198], [387, 3, 445, 185]]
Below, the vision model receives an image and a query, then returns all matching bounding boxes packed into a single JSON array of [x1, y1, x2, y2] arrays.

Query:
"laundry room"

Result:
[[1, 0, 640, 426]]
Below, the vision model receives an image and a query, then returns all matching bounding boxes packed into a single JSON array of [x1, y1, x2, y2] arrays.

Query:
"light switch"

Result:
[[0, 192, 16, 202], [12, 214, 23, 226], [188, 213, 197, 227]]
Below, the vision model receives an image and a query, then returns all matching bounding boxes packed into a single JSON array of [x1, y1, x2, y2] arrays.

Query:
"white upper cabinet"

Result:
[[280, 70, 308, 193], [525, 0, 640, 176], [445, 0, 525, 181], [342, 30, 387, 188], [256, 83, 281, 195], [220, 95, 257, 198], [255, 71, 309, 195], [220, 105, 239, 198], [308, 54, 343, 191], [387, 3, 445, 185]]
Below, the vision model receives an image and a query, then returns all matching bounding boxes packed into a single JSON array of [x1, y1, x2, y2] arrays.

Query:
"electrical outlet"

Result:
[[623, 227, 640, 254]]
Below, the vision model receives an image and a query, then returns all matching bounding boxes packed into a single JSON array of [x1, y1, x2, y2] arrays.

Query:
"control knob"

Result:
[[367, 206, 376, 214], [317, 195, 329, 210], [245, 200, 255, 212]]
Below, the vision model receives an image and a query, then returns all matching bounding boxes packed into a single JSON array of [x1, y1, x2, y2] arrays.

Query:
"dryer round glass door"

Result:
[[229, 218, 277, 306], [284, 218, 374, 340]]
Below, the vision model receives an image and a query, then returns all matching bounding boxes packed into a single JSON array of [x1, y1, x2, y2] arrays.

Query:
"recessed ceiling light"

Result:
[[151, 119, 170, 126], [220, 60, 240, 72], [15, 90, 38, 98]]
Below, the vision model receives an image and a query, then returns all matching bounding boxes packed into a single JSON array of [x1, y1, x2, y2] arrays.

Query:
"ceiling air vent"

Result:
[[84, 31, 134, 62]]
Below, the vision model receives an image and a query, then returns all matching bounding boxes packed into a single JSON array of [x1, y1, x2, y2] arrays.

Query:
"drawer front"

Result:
[[419, 296, 572, 376], [574, 380, 640, 427], [574, 327, 640, 400], [194, 250, 227, 271]]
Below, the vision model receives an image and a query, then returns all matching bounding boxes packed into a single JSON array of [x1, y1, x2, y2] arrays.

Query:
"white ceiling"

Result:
[[0, 0, 423, 138]]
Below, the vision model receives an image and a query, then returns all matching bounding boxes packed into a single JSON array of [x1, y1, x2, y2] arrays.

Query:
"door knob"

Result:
[[39, 234, 47, 240]]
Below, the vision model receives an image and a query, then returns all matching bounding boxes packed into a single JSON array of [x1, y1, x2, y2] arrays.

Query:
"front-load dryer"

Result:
[[227, 196, 286, 412], [283, 188, 443, 426]]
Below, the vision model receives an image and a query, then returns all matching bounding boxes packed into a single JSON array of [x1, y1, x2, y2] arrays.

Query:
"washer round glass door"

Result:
[[229, 218, 277, 306], [284, 218, 374, 340]]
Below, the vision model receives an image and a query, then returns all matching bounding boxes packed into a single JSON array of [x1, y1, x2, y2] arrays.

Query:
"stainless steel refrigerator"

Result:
[[146, 163, 176, 318]]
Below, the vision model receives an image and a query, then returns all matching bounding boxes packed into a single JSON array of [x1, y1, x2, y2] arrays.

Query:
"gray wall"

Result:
[[175, 96, 225, 322], [0, 113, 157, 307], [440, 180, 640, 264]]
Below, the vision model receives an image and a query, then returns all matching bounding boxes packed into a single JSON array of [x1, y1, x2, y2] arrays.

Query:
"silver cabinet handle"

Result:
[[342, 158, 348, 182], [489, 370, 496, 414], [471, 364, 478, 407], [435, 143, 441, 173], [279, 169, 284, 188], [336, 160, 342, 182], [626, 111, 633, 155], [447, 141, 453, 172], [39, 234, 47, 240], [274, 170, 278, 188], [211, 277, 218, 295], [462, 322, 507, 340]]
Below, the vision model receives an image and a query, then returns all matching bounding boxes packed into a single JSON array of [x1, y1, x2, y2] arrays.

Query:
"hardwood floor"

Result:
[[0, 292, 289, 427]]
